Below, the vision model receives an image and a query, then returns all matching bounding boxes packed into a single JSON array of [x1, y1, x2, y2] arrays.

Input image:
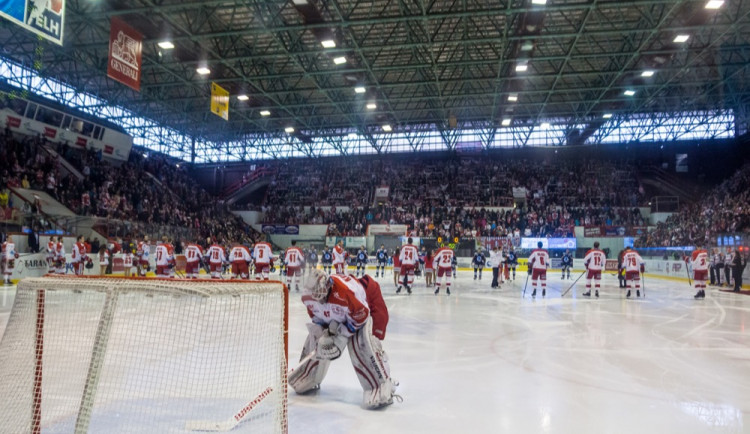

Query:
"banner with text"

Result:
[[210, 82, 229, 120], [0, 0, 65, 45], [107, 17, 143, 91]]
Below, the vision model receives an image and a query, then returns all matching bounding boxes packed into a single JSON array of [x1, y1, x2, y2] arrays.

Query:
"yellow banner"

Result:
[[210, 82, 229, 121]]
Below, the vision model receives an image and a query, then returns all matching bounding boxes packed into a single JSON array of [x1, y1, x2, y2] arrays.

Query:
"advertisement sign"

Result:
[[107, 17, 143, 92], [583, 226, 602, 237], [210, 82, 229, 121], [0, 0, 65, 45], [261, 224, 299, 235], [367, 224, 407, 236], [520, 238, 577, 249], [374, 186, 390, 199]]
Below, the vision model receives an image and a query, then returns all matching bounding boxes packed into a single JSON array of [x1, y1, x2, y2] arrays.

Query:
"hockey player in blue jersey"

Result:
[[321, 246, 333, 274], [506, 247, 518, 280], [472, 248, 486, 280], [355, 245, 368, 277], [307, 247, 318, 273], [375, 244, 389, 277], [561, 249, 573, 279]]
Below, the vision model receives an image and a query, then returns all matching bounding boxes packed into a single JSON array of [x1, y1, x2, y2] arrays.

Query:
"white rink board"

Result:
[[3, 270, 750, 433]]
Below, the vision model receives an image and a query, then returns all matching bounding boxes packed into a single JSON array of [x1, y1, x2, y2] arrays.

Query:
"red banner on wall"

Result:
[[107, 17, 143, 91]]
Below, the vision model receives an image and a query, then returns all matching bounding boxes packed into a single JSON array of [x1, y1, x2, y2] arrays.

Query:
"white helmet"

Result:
[[303, 269, 332, 302]]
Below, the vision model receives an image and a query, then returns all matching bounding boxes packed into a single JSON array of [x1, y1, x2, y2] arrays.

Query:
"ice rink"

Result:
[[2, 270, 749, 433]]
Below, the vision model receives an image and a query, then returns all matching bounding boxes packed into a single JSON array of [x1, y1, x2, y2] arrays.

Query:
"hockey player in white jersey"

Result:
[[397, 238, 419, 294], [284, 241, 305, 291], [582, 241, 607, 298], [620, 246, 645, 298], [527, 241, 550, 297], [1, 238, 19, 285], [432, 245, 454, 295]]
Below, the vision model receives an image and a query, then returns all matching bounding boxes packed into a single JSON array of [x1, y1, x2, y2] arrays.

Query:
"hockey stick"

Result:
[[288, 350, 317, 375], [184, 386, 274, 432], [561, 270, 586, 297], [522, 273, 530, 297], [641, 273, 646, 298], [682, 250, 693, 287]]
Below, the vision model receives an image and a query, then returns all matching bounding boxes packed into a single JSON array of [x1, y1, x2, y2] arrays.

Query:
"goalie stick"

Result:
[[185, 387, 274, 432]]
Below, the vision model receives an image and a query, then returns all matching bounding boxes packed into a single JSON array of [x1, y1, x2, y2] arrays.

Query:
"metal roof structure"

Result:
[[1, 0, 748, 160]]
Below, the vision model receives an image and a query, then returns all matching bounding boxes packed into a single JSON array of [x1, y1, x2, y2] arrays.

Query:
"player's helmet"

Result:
[[303, 269, 332, 302]]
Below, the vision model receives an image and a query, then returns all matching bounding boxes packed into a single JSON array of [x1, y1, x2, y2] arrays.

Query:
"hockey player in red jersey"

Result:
[[253, 240, 274, 280], [685, 244, 709, 299], [71, 235, 90, 276], [184, 242, 204, 279], [527, 241, 550, 297], [433, 245, 454, 295], [289, 270, 398, 409], [332, 240, 348, 275], [582, 241, 607, 298], [620, 246, 645, 298], [397, 238, 419, 294], [229, 242, 253, 279], [205, 241, 228, 279], [284, 240, 305, 291]]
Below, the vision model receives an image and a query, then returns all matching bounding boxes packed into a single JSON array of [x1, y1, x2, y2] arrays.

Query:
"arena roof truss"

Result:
[[0, 0, 749, 161]]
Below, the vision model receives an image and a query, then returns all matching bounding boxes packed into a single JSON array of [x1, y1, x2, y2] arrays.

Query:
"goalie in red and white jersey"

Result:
[[620, 246, 645, 298], [432, 245, 454, 295], [332, 240, 348, 275], [155, 237, 175, 278], [229, 243, 252, 279], [205, 241, 227, 279], [252, 240, 274, 280], [527, 241, 550, 297], [184, 242, 204, 279], [70, 235, 90, 276], [284, 240, 304, 291], [685, 244, 709, 299], [397, 238, 419, 294], [289, 270, 398, 409], [582, 241, 607, 298]]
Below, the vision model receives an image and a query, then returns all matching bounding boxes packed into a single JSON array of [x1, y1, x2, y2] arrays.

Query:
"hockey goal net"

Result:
[[0, 276, 288, 433]]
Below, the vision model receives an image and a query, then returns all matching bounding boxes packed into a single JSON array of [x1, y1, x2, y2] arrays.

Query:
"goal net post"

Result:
[[0, 276, 288, 433]]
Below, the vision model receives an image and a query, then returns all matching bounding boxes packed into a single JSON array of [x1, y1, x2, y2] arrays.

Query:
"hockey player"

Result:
[[55, 237, 66, 275], [617, 248, 627, 288], [582, 242, 607, 298], [527, 241, 550, 297], [620, 247, 645, 298], [229, 242, 253, 280], [451, 254, 457, 278], [98, 245, 111, 276], [397, 238, 419, 294], [685, 244, 709, 299], [71, 235, 89, 276], [288, 270, 398, 409], [417, 247, 427, 279], [206, 241, 227, 279], [506, 247, 518, 280], [392, 247, 401, 289], [332, 241, 348, 275], [155, 237, 175, 278], [285, 241, 305, 290], [433, 245, 454, 295], [136, 235, 151, 277], [375, 245, 388, 278], [321, 247, 333, 274], [355, 246, 368, 277], [253, 239, 274, 280], [184, 241, 204, 279], [472, 248, 486, 280], [1, 237, 19, 285], [307, 247, 319, 273], [561, 249, 573, 280], [46, 236, 57, 274]]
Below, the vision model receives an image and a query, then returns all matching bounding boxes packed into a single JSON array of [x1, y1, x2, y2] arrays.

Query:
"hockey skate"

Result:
[[636, 290, 640, 297], [595, 290, 599, 298], [694, 290, 706, 299], [531, 289, 536, 297], [446, 288, 450, 295], [626, 290, 631, 298], [396, 286, 402, 294], [582, 291, 591, 297], [542, 289, 546, 297], [406, 286, 412, 295], [434, 287, 439, 295]]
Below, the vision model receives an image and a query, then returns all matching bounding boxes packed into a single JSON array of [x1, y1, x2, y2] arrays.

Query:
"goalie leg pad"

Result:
[[289, 323, 331, 394], [348, 319, 398, 409]]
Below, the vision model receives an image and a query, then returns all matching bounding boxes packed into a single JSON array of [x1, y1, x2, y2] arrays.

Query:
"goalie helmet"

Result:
[[303, 269, 332, 302]]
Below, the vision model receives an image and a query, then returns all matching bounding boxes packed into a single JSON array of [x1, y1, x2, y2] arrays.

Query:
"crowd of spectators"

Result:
[[636, 162, 750, 247], [1, 129, 259, 244], [259, 156, 647, 237]]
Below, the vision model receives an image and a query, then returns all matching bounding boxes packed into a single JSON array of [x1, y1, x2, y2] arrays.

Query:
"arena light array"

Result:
[[674, 34, 690, 43], [196, 67, 211, 75], [333, 56, 347, 65], [285, 127, 295, 134], [705, 0, 724, 9], [321, 40, 336, 48], [237, 95, 249, 101], [260, 110, 271, 116], [382, 124, 392, 132], [157, 41, 174, 49], [354, 86, 366, 94], [641, 70, 655, 77]]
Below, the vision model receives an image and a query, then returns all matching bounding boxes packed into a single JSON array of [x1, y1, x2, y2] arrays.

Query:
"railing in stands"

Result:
[[221, 167, 274, 198]]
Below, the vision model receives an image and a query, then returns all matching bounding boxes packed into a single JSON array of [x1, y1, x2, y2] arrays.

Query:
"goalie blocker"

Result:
[[288, 271, 398, 409]]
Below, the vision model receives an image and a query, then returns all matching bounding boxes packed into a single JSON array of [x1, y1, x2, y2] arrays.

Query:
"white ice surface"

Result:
[[2, 271, 749, 433]]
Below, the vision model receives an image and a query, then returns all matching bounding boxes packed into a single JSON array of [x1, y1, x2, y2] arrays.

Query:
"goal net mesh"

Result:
[[0, 276, 288, 433]]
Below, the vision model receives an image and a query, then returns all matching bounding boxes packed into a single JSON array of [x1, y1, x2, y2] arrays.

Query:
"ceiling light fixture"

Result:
[[321, 39, 336, 48], [641, 70, 655, 77], [603, 113, 613, 119], [333, 56, 347, 65], [501, 118, 512, 126], [285, 127, 295, 134], [237, 95, 249, 101], [508, 94, 518, 102], [354, 86, 366, 94], [260, 110, 271, 116], [196, 67, 211, 75], [705, 0, 724, 9], [382, 124, 392, 132], [157, 41, 174, 49], [673, 34, 690, 43], [366, 103, 377, 110], [515, 64, 528, 72], [624, 90, 636, 96]]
